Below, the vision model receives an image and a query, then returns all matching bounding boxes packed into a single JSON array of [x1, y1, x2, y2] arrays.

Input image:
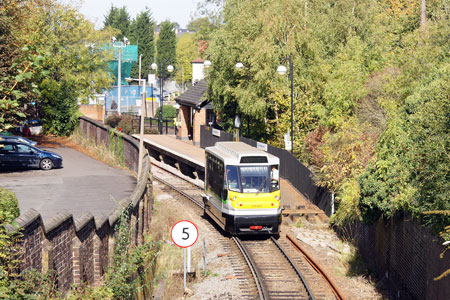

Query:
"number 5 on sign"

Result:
[[171, 220, 199, 248]]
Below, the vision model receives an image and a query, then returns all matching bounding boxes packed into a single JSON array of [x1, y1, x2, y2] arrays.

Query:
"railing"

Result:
[[131, 117, 177, 135]]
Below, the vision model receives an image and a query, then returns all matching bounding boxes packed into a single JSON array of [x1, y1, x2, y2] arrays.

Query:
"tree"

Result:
[[187, 17, 217, 41], [156, 21, 177, 78], [20, 0, 114, 135], [103, 5, 131, 40], [129, 8, 155, 79], [175, 33, 197, 85], [0, 0, 46, 132]]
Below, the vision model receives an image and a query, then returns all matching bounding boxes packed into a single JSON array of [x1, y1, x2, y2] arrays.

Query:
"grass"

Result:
[[149, 195, 203, 298], [69, 127, 129, 172]]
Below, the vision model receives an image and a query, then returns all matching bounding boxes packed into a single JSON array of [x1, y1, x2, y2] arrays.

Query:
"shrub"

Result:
[[155, 105, 177, 120], [0, 188, 20, 223], [105, 114, 121, 128], [117, 115, 135, 135]]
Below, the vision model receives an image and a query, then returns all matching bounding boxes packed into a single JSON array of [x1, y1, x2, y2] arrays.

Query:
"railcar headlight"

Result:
[[275, 195, 279, 200]]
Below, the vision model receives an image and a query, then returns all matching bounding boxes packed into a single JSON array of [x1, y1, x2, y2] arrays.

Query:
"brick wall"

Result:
[[9, 117, 153, 293], [79, 105, 105, 121], [349, 216, 450, 300]]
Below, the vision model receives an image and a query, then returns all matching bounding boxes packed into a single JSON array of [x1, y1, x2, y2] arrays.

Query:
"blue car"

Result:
[[0, 141, 62, 170], [0, 135, 37, 146]]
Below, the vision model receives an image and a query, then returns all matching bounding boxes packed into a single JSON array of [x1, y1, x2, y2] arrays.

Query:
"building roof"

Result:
[[175, 80, 209, 108]]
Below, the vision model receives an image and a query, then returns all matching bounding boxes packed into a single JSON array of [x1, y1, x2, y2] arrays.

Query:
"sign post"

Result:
[[170, 220, 199, 291]]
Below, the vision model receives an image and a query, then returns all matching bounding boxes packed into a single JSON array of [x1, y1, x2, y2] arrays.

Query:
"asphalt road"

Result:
[[0, 147, 136, 225]]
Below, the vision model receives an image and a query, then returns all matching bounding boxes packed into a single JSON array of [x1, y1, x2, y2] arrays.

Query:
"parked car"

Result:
[[0, 141, 62, 170], [0, 135, 37, 146]]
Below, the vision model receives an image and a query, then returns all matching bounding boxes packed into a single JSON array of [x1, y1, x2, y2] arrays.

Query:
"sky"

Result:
[[64, 0, 200, 29]]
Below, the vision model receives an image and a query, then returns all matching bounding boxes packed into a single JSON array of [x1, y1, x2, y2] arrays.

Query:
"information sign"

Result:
[[170, 220, 199, 248]]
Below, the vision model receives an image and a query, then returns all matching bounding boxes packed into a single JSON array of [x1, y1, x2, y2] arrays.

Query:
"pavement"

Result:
[[0, 147, 136, 226]]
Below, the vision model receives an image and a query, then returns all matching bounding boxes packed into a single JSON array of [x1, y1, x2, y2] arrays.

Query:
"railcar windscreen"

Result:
[[239, 166, 270, 193]]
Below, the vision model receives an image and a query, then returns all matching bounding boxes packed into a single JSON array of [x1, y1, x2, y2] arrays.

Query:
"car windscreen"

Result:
[[239, 165, 270, 193]]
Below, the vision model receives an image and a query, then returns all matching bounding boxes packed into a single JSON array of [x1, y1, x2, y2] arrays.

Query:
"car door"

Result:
[[0, 143, 16, 167], [15, 144, 40, 168]]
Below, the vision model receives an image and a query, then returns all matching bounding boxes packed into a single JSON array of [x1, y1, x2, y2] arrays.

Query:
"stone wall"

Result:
[[348, 215, 450, 300], [7, 116, 153, 293]]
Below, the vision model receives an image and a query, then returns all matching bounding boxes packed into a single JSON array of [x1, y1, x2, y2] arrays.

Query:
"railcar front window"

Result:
[[239, 166, 270, 193]]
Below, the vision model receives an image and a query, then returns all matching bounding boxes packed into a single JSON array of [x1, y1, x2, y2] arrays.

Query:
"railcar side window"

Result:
[[206, 154, 225, 200], [226, 165, 240, 192]]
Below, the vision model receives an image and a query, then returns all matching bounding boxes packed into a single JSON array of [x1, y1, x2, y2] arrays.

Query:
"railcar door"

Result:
[[205, 153, 226, 227]]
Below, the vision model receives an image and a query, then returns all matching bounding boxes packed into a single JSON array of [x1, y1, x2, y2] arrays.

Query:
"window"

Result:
[[226, 165, 240, 192], [239, 166, 270, 193], [240, 156, 268, 163], [0, 143, 14, 153], [16, 144, 31, 153], [206, 154, 225, 198]]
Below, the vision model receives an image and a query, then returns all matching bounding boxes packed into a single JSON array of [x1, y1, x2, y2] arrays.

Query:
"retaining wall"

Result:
[[7, 116, 153, 292], [350, 216, 450, 300]]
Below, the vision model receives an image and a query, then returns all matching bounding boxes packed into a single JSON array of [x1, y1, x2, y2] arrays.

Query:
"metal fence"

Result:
[[131, 117, 177, 135], [200, 125, 332, 215]]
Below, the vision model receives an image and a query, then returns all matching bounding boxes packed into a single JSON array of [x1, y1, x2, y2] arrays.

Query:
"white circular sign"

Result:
[[170, 220, 199, 248]]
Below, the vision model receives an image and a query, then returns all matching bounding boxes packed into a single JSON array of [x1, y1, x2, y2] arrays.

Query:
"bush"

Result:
[[117, 115, 135, 135], [0, 188, 20, 223], [155, 105, 177, 120], [105, 114, 121, 128]]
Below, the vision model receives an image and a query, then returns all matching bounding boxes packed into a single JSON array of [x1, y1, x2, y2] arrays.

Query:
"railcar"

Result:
[[202, 142, 281, 235]]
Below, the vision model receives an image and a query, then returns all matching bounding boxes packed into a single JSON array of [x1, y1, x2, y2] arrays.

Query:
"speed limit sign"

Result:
[[170, 220, 199, 248]]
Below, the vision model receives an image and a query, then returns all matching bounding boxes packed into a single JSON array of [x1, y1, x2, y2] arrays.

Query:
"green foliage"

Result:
[[129, 8, 156, 79], [10, 1, 115, 136], [40, 79, 81, 136], [176, 33, 197, 84], [156, 21, 177, 78], [155, 105, 177, 120], [103, 5, 131, 40], [0, 188, 19, 223], [205, 0, 450, 232], [106, 209, 160, 299]]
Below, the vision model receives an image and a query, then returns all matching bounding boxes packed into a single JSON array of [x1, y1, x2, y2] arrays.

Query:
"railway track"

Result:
[[150, 163, 342, 300]]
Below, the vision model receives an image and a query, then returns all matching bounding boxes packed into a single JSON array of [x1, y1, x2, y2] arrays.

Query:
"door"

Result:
[[14, 144, 40, 168], [0, 143, 15, 167]]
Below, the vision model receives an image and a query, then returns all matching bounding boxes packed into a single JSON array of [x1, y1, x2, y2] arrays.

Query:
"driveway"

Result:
[[0, 146, 136, 226]]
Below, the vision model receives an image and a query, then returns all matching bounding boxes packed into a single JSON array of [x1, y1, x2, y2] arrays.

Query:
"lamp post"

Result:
[[277, 57, 294, 154], [151, 61, 174, 134], [112, 36, 130, 115], [125, 77, 146, 177]]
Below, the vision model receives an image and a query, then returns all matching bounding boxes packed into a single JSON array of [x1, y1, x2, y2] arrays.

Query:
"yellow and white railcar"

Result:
[[203, 142, 281, 235]]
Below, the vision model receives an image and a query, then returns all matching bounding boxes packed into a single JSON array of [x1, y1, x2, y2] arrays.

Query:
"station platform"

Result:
[[138, 134, 320, 213]]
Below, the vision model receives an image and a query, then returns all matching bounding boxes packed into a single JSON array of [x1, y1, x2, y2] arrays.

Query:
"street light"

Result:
[[151, 61, 174, 134], [277, 57, 294, 154], [125, 77, 146, 177], [112, 36, 130, 115]]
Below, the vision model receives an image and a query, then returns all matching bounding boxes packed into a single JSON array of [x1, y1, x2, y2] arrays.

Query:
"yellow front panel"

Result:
[[228, 190, 280, 209]]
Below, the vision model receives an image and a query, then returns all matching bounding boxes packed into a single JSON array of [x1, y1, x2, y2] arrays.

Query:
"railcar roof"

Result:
[[205, 142, 279, 165]]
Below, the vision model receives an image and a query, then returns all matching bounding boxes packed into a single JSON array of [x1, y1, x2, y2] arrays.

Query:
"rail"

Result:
[[233, 237, 270, 300], [286, 234, 345, 300]]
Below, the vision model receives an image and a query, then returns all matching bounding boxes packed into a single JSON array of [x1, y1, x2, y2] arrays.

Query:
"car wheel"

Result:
[[40, 158, 53, 170]]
